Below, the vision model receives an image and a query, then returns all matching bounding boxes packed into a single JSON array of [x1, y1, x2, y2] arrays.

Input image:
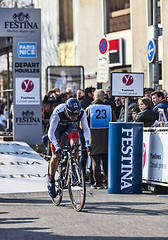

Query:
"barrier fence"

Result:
[[143, 127, 168, 187]]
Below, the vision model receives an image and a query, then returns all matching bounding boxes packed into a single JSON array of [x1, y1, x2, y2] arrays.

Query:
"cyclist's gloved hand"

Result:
[[85, 140, 92, 151], [55, 143, 62, 154]]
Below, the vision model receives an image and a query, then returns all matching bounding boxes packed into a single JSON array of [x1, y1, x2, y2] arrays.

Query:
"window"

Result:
[[106, 0, 130, 33], [59, 0, 73, 42]]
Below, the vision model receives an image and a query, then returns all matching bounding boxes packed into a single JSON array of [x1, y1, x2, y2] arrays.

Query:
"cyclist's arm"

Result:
[[80, 110, 91, 143], [48, 110, 60, 150]]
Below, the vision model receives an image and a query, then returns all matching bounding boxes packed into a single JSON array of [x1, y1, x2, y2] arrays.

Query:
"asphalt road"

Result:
[[0, 187, 168, 240]]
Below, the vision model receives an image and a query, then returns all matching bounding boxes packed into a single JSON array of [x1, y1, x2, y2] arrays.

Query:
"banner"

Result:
[[108, 122, 143, 194], [143, 130, 168, 183], [0, 8, 42, 145], [0, 141, 48, 194]]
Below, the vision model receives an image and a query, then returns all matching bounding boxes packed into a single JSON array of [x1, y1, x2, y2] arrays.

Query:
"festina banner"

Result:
[[0, 141, 48, 194], [108, 122, 143, 194], [0, 8, 42, 145]]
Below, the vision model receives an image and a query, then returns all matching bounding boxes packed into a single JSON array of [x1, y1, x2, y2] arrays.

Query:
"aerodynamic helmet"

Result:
[[65, 98, 81, 116]]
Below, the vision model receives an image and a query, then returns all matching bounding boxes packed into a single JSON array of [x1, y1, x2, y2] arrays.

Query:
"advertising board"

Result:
[[46, 66, 84, 95], [143, 130, 168, 184], [111, 72, 144, 97], [0, 8, 42, 145]]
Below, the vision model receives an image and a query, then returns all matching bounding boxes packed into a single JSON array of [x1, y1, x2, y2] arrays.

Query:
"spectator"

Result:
[[81, 86, 94, 109], [43, 88, 62, 106], [144, 87, 155, 99], [76, 89, 85, 101], [131, 106, 140, 121], [0, 108, 7, 131], [113, 97, 122, 120], [104, 85, 115, 108], [86, 89, 116, 189], [42, 103, 52, 134], [160, 89, 168, 100], [151, 91, 168, 116], [118, 97, 137, 122], [3, 104, 8, 119], [133, 97, 158, 127], [65, 88, 73, 98], [60, 92, 68, 103]]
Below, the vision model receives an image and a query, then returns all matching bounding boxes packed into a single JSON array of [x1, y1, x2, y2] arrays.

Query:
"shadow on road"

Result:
[[0, 197, 51, 204], [83, 201, 168, 216], [0, 227, 167, 240]]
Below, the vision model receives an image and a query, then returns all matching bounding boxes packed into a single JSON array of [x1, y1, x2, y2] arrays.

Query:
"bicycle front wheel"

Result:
[[68, 161, 86, 212], [47, 166, 63, 206], [52, 170, 63, 206]]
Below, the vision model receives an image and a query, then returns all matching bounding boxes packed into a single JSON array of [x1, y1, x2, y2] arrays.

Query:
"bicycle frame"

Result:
[[50, 143, 86, 211], [59, 144, 80, 188]]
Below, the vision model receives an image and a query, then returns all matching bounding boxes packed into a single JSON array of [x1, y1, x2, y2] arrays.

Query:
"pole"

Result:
[[31, 0, 34, 8], [153, 0, 159, 90], [124, 97, 128, 122], [6, 48, 10, 131]]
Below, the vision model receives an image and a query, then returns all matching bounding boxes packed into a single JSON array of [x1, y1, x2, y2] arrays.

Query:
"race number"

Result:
[[90, 105, 111, 128]]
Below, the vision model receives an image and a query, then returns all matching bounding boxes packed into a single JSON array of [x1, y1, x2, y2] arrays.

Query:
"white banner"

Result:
[[0, 141, 48, 194], [143, 130, 168, 183], [111, 72, 144, 97]]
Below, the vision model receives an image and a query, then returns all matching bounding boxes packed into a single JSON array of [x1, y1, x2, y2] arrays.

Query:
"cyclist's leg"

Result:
[[49, 143, 61, 176], [48, 130, 62, 198]]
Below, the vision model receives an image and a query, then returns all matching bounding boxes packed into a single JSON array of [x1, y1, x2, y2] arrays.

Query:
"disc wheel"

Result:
[[68, 162, 86, 212]]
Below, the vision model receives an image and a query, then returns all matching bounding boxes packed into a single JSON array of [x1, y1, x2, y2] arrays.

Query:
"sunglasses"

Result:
[[69, 112, 79, 117], [115, 99, 121, 102]]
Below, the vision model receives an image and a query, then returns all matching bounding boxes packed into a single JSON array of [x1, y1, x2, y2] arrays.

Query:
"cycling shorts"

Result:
[[50, 123, 79, 152]]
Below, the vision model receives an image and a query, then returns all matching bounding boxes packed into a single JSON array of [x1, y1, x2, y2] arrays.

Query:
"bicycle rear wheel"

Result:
[[47, 166, 63, 206], [68, 160, 86, 212]]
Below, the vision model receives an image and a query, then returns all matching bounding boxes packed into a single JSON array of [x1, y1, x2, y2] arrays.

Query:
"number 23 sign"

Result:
[[89, 105, 112, 128]]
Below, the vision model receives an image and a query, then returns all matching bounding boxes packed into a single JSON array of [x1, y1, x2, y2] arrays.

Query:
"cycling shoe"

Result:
[[48, 181, 56, 198]]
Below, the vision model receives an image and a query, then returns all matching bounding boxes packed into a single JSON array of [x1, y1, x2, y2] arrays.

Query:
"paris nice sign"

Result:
[[111, 72, 144, 97]]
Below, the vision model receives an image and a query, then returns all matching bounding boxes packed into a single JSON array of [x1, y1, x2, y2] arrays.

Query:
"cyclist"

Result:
[[48, 98, 91, 198]]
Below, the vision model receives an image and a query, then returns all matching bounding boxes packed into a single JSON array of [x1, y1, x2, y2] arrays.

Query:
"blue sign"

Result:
[[108, 122, 143, 194], [18, 42, 37, 58], [90, 105, 111, 128], [147, 40, 156, 63]]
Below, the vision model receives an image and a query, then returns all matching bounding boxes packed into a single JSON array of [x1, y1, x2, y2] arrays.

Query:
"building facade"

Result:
[[35, 0, 168, 95]]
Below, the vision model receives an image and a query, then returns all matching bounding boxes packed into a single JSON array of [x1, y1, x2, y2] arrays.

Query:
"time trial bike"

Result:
[[47, 143, 86, 212]]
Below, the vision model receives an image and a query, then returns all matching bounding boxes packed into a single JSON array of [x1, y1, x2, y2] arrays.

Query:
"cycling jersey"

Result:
[[48, 103, 90, 150]]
